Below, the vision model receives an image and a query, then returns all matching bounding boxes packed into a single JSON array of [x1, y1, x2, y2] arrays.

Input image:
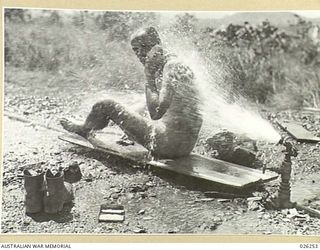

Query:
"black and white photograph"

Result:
[[2, 7, 320, 235]]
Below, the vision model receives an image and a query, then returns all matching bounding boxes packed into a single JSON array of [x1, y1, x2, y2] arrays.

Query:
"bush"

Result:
[[195, 17, 320, 108], [5, 10, 320, 108], [4, 11, 154, 90]]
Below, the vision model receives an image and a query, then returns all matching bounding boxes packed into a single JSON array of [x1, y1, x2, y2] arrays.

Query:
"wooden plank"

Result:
[[59, 133, 95, 149], [277, 121, 320, 142], [59, 130, 149, 162], [89, 132, 149, 162], [204, 191, 250, 199], [59, 131, 278, 189], [5, 112, 65, 133], [295, 204, 320, 219], [302, 107, 320, 113], [150, 154, 278, 188]]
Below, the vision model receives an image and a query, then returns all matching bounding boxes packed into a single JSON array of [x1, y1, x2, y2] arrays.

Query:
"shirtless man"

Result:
[[60, 27, 203, 159]]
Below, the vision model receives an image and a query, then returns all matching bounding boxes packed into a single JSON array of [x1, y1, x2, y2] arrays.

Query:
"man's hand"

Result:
[[144, 45, 163, 111], [145, 45, 164, 90], [144, 44, 174, 120]]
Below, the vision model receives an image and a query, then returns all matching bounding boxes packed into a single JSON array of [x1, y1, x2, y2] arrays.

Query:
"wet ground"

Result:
[[2, 68, 320, 234]]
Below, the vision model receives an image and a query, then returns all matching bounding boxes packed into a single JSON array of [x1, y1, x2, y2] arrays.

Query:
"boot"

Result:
[[43, 169, 74, 214], [24, 168, 45, 214], [63, 161, 82, 184]]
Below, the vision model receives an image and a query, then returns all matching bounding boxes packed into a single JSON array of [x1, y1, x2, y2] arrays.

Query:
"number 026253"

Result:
[[300, 244, 319, 249]]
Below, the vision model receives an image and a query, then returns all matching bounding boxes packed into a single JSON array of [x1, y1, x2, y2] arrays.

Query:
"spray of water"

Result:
[[163, 32, 281, 143], [78, 28, 280, 144]]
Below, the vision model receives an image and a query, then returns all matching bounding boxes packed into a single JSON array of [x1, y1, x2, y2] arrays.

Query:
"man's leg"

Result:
[[60, 99, 155, 148]]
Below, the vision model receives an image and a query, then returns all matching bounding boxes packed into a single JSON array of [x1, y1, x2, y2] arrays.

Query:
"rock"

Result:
[[133, 228, 147, 233], [200, 198, 214, 202], [168, 228, 179, 234], [8, 185, 20, 192], [129, 184, 146, 193], [143, 216, 153, 221], [110, 193, 120, 200], [205, 131, 235, 159], [146, 182, 154, 187], [205, 131, 259, 167], [263, 213, 270, 219], [138, 209, 145, 215], [295, 216, 307, 221], [112, 188, 122, 194], [247, 197, 262, 201], [231, 147, 257, 167], [217, 199, 231, 203], [287, 208, 299, 219], [84, 174, 93, 182], [23, 218, 32, 226], [212, 216, 222, 223], [140, 192, 148, 199], [17, 174, 24, 179], [209, 224, 218, 231], [248, 200, 260, 211], [126, 193, 134, 200]]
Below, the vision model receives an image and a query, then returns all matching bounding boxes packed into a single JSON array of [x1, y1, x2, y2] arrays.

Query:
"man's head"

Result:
[[131, 27, 161, 65]]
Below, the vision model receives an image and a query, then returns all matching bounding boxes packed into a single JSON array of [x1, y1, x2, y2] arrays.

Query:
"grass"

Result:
[[5, 21, 146, 92], [4, 13, 320, 109]]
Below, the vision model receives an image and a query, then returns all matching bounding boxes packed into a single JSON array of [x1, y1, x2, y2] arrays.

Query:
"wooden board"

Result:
[[59, 131, 149, 162], [149, 155, 278, 188], [277, 121, 320, 143], [59, 130, 278, 189]]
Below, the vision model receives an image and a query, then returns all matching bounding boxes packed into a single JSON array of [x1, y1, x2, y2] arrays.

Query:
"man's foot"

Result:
[[116, 134, 135, 146], [60, 118, 90, 138]]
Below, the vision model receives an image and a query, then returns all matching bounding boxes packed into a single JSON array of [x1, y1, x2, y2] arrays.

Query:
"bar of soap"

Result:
[[101, 209, 125, 215], [98, 213, 125, 222], [100, 204, 124, 210], [98, 204, 125, 222]]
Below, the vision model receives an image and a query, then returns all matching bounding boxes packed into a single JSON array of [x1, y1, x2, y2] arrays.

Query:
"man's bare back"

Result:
[[61, 27, 203, 159], [150, 57, 203, 157]]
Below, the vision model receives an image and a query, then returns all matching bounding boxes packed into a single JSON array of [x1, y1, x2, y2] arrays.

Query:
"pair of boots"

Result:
[[24, 168, 74, 214]]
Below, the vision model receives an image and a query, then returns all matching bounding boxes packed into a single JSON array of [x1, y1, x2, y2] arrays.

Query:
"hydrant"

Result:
[[274, 136, 298, 208]]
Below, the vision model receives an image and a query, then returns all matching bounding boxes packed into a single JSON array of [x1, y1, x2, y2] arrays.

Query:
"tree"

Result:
[[96, 11, 159, 41], [5, 9, 30, 23], [171, 13, 198, 36]]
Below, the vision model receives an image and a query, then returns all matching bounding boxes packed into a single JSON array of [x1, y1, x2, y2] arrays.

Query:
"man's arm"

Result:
[[146, 63, 175, 120], [156, 80, 174, 119], [145, 83, 174, 120], [144, 46, 161, 119], [145, 83, 160, 119], [144, 45, 177, 120]]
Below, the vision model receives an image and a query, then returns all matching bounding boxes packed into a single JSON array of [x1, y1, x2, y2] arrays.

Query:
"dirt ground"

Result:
[[2, 69, 320, 234]]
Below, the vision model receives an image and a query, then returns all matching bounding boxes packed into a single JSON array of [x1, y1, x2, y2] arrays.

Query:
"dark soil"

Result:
[[2, 68, 320, 234]]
